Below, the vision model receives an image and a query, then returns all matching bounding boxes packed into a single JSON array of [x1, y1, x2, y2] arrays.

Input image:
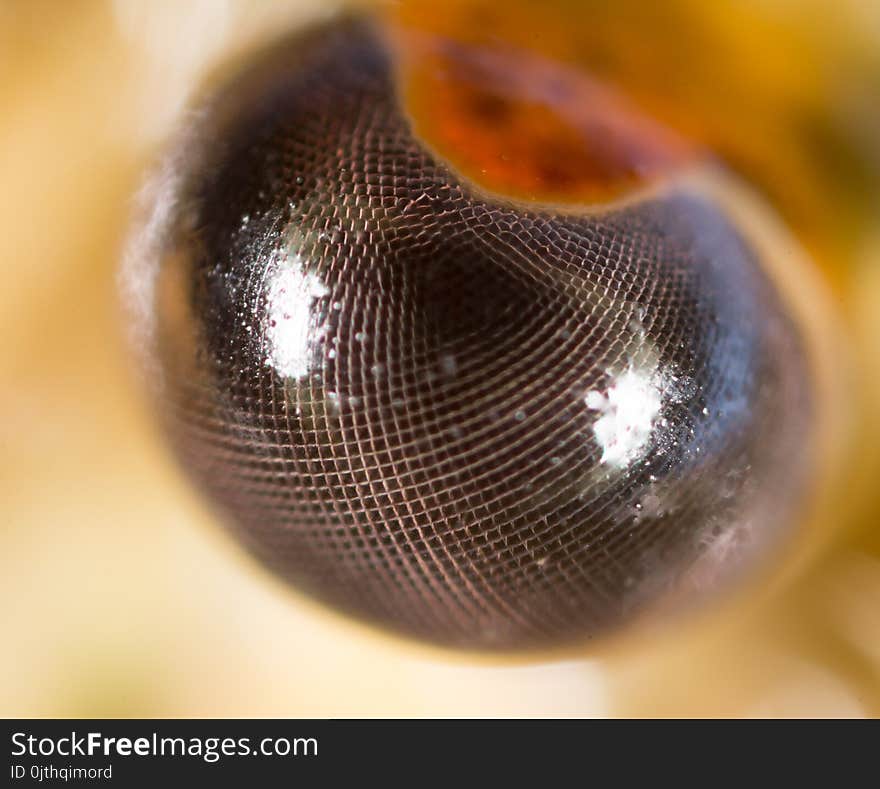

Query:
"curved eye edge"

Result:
[[383, 16, 701, 209], [374, 0, 867, 620], [693, 172, 861, 591], [119, 11, 859, 654]]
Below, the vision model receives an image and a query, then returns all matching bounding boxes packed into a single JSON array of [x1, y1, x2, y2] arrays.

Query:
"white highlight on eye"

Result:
[[585, 363, 663, 468], [265, 254, 328, 379]]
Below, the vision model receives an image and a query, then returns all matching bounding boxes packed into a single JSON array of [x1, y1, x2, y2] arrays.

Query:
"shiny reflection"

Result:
[[1, 0, 878, 718], [585, 361, 663, 469], [137, 15, 817, 649], [263, 248, 329, 381]]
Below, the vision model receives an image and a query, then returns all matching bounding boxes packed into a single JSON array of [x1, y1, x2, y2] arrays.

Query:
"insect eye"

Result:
[[126, 13, 826, 650]]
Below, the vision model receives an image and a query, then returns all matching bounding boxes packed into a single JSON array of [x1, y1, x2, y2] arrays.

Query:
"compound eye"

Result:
[[127, 14, 818, 650]]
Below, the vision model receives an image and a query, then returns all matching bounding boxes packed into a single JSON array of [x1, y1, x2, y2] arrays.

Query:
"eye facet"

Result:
[[129, 14, 817, 650]]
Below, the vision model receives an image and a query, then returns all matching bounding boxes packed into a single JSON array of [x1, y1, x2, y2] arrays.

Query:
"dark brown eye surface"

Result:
[[129, 15, 814, 650]]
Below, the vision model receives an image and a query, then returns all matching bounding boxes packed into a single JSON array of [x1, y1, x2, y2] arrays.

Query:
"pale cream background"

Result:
[[2, 0, 879, 716]]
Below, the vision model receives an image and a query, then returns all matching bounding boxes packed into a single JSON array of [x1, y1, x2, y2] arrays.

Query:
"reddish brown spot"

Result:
[[386, 27, 700, 205]]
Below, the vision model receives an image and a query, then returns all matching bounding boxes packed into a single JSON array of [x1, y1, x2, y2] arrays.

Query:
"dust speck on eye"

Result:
[[439, 353, 458, 376]]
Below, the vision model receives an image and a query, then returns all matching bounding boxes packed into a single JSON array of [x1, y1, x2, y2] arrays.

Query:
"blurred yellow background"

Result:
[[1, 0, 879, 716]]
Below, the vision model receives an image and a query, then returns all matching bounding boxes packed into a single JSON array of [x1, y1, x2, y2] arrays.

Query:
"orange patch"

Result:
[[385, 23, 698, 205]]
